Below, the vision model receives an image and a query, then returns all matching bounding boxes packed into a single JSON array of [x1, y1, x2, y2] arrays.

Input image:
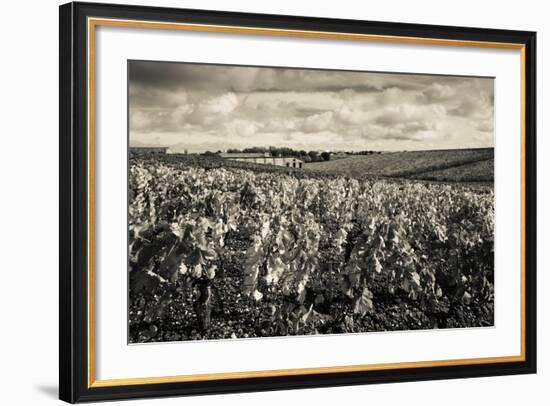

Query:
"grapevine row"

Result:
[[128, 157, 494, 339]]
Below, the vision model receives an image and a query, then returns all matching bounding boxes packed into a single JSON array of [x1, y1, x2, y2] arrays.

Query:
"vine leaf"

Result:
[[353, 287, 374, 316], [265, 256, 286, 285]]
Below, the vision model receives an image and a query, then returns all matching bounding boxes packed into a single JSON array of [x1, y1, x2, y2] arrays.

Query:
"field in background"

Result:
[[305, 148, 494, 183], [410, 159, 494, 182]]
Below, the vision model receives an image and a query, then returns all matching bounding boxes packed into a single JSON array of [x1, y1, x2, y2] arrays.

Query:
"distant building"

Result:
[[220, 152, 304, 169], [130, 147, 168, 155]]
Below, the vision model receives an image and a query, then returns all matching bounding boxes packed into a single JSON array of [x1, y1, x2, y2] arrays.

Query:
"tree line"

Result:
[[202, 146, 382, 162]]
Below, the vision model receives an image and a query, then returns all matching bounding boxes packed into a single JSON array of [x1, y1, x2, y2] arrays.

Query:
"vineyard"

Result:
[[128, 156, 494, 343], [305, 148, 494, 183]]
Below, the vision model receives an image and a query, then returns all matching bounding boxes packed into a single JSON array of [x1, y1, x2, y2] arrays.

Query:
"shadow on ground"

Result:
[[35, 384, 58, 399]]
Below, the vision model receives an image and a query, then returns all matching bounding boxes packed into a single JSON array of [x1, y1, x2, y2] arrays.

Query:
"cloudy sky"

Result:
[[129, 61, 494, 153]]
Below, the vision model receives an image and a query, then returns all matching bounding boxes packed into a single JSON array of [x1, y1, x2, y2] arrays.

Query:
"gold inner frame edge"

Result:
[[86, 17, 527, 388]]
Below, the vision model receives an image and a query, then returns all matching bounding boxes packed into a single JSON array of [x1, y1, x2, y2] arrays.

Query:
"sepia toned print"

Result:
[[128, 61, 494, 343]]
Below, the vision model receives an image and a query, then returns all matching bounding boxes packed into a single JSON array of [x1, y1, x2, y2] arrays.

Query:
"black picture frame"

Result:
[[59, 1, 537, 403]]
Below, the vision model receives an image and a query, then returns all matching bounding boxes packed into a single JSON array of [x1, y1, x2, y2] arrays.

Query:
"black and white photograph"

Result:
[[128, 60, 495, 343]]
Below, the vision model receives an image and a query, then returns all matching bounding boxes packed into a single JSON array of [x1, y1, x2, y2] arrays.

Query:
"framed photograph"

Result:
[[59, 2, 536, 403]]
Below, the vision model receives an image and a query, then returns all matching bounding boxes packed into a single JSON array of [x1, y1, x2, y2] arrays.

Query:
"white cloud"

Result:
[[302, 111, 334, 133], [224, 119, 262, 138], [129, 62, 494, 151], [196, 92, 239, 115]]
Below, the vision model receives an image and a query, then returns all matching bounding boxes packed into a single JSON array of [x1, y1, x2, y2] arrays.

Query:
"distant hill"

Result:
[[304, 148, 494, 182], [409, 158, 493, 183]]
